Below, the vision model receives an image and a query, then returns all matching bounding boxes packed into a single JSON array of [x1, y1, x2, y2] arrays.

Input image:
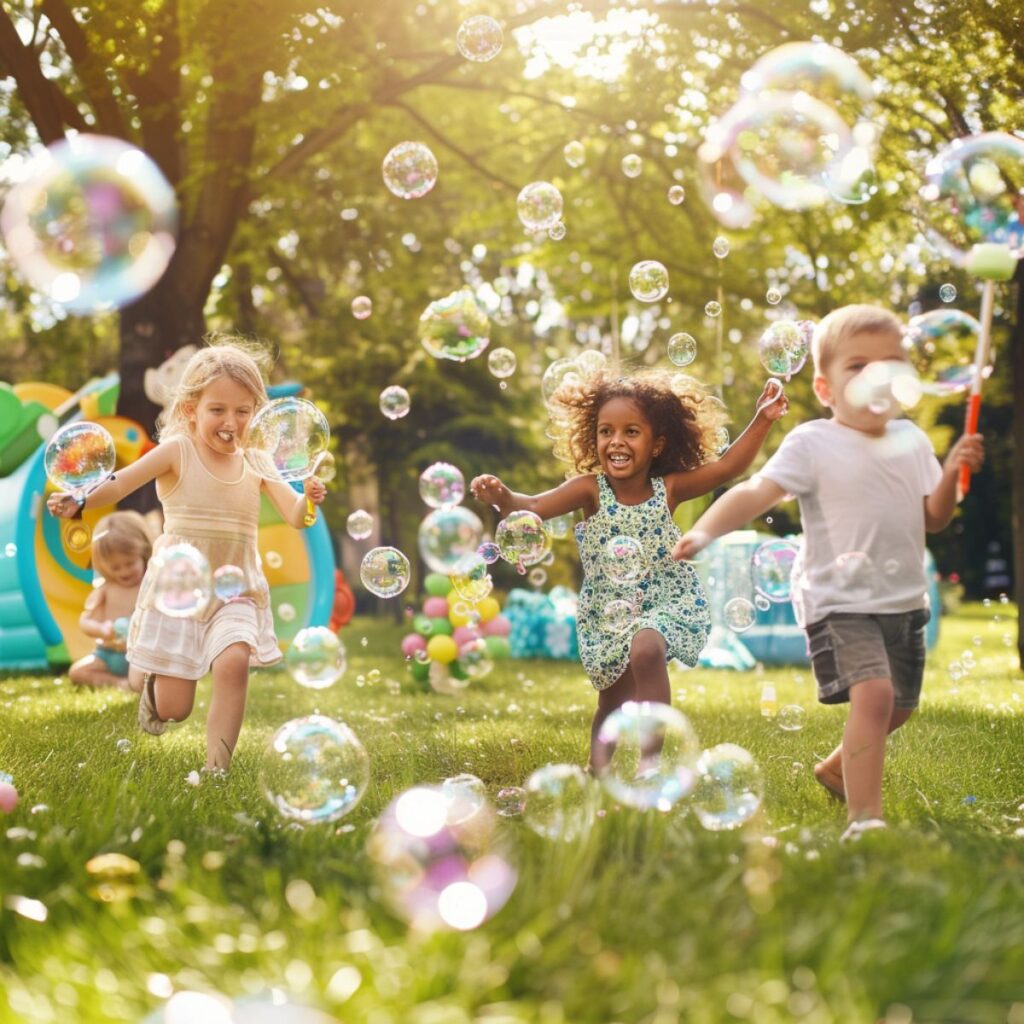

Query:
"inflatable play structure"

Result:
[[0, 375, 340, 671]]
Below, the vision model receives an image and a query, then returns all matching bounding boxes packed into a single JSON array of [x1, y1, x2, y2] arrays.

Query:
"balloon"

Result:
[[453, 625, 482, 647], [412, 614, 433, 637], [483, 636, 510, 659], [448, 603, 474, 628], [475, 596, 501, 623], [429, 617, 454, 637], [409, 658, 431, 684], [427, 634, 458, 664], [424, 573, 453, 597], [482, 614, 511, 637], [401, 633, 427, 658], [423, 596, 450, 619]]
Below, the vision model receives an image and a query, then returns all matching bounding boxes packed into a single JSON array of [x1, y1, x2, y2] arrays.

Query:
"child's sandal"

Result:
[[138, 673, 166, 736]]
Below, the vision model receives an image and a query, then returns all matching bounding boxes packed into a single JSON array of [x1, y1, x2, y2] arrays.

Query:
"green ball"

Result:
[[965, 243, 1017, 282], [408, 658, 430, 684], [484, 636, 510, 659], [424, 573, 453, 597], [429, 617, 453, 637], [449, 659, 469, 681], [413, 614, 433, 636]]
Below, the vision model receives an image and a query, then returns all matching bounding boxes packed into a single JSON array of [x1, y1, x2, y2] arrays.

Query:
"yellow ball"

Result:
[[476, 596, 500, 623], [426, 634, 458, 664], [448, 602, 473, 628]]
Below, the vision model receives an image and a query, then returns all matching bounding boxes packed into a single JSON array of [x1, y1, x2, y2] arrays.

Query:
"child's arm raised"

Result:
[[470, 473, 598, 521], [262, 476, 327, 530], [666, 379, 788, 505], [672, 475, 787, 561], [925, 432, 985, 532], [47, 440, 180, 518]]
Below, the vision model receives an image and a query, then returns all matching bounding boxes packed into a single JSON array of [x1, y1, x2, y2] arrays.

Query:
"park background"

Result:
[[1, 1, 1023, 1022]]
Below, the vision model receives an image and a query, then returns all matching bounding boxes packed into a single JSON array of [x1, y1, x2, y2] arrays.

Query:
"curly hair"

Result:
[[549, 367, 730, 477]]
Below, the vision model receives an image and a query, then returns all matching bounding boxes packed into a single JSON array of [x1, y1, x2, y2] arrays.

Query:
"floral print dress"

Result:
[[575, 474, 711, 690]]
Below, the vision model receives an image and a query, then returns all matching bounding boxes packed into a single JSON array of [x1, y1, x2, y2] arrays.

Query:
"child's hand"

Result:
[[672, 529, 712, 562], [47, 492, 80, 518], [755, 379, 789, 422], [304, 476, 327, 505], [945, 433, 985, 475], [470, 474, 512, 514]]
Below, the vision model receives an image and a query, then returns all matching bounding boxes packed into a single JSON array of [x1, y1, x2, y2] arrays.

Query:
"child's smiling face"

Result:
[[189, 377, 257, 455], [596, 397, 665, 480]]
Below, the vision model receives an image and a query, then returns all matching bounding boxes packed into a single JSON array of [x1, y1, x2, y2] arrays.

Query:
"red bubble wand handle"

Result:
[[958, 278, 993, 497]]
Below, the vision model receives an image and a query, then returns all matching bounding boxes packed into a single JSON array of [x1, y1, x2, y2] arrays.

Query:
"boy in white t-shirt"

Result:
[[673, 305, 984, 842]]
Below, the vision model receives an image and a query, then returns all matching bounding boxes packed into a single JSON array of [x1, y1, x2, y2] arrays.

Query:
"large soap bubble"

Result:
[[757, 319, 808, 377], [248, 398, 330, 481], [153, 543, 212, 619], [419, 288, 490, 362], [594, 702, 701, 812], [541, 358, 582, 407], [921, 132, 1024, 268], [449, 552, 493, 603], [382, 141, 439, 200], [367, 784, 516, 932], [691, 744, 763, 831], [0, 134, 177, 312], [751, 539, 799, 602], [740, 42, 874, 114], [286, 626, 347, 689], [603, 535, 648, 586], [419, 462, 465, 509], [360, 546, 411, 598], [628, 260, 669, 302], [523, 764, 596, 842], [261, 716, 368, 824], [419, 506, 484, 574], [517, 182, 563, 232], [904, 308, 986, 396], [496, 510, 550, 572], [456, 15, 503, 62], [44, 421, 116, 497]]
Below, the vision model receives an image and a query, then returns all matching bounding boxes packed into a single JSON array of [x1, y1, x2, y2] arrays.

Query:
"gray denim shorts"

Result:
[[805, 609, 931, 709]]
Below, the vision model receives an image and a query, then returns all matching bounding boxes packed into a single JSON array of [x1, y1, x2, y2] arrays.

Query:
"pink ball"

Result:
[[401, 633, 427, 658], [423, 597, 450, 619], [483, 615, 511, 637], [452, 625, 482, 647], [0, 782, 18, 814]]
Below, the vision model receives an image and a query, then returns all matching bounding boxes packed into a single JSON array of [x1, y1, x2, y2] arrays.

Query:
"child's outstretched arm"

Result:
[[925, 432, 984, 532], [470, 473, 598, 521], [47, 441, 180, 518], [672, 475, 787, 561], [667, 379, 788, 505]]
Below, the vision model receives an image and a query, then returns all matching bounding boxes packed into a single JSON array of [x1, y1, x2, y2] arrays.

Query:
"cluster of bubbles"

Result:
[[0, 134, 178, 312], [516, 181, 564, 233], [382, 141, 438, 200], [248, 398, 330, 482], [418, 288, 491, 362], [628, 260, 669, 302], [379, 385, 411, 420], [698, 42, 879, 226], [757, 320, 812, 378], [456, 15, 503, 62]]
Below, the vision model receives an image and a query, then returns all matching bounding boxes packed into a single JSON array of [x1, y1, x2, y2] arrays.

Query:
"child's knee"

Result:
[[215, 642, 251, 678], [851, 677, 895, 721], [154, 678, 195, 721], [629, 630, 666, 674]]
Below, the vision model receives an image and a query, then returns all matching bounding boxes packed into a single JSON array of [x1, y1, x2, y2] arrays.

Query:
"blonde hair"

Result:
[[812, 305, 904, 375], [91, 511, 153, 570], [158, 335, 272, 441]]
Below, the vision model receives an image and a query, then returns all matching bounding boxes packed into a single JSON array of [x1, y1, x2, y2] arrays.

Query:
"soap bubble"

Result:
[[667, 333, 697, 367], [496, 787, 526, 817], [312, 451, 336, 483], [575, 349, 608, 376], [212, 564, 245, 602], [668, 185, 686, 205], [382, 141, 438, 200], [629, 260, 669, 302], [496, 510, 550, 571], [360, 546, 411, 598], [544, 512, 575, 539], [0, 134, 177, 312], [904, 308, 986, 396], [347, 509, 374, 540], [595, 702, 701, 812], [442, 774, 489, 824], [265, 551, 283, 570], [758, 319, 807, 377], [777, 704, 806, 732], [351, 295, 372, 319], [603, 535, 648, 585], [523, 764, 596, 842], [752, 539, 799, 602], [153, 543, 211, 619], [419, 288, 490, 361], [487, 347, 517, 379], [450, 552, 493, 602], [528, 567, 547, 588], [724, 596, 756, 632], [44, 421, 116, 497], [621, 154, 643, 178], [261, 715, 368, 823], [286, 626, 347, 689], [712, 236, 730, 258], [367, 784, 516, 931], [248, 397, 330, 482], [920, 132, 1024, 268], [704, 300, 722, 318], [477, 541, 500, 565], [825, 145, 879, 205], [939, 283, 957, 303], [766, 287, 782, 305], [602, 598, 638, 635], [457, 637, 494, 680], [541, 357, 582, 406], [456, 15, 503, 62], [754, 594, 771, 612], [546, 221, 566, 242], [692, 743, 763, 830], [563, 140, 586, 168], [379, 385, 411, 420], [419, 506, 484, 574], [419, 462, 465, 509], [517, 181, 563, 232], [277, 602, 296, 623], [697, 148, 758, 230], [739, 42, 874, 113]]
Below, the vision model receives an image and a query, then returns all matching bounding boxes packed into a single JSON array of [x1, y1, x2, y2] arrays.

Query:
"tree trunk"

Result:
[[1012, 260, 1024, 671]]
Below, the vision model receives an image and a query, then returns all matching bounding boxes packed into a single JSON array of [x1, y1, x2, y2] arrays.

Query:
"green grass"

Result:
[[2, 604, 1023, 1023]]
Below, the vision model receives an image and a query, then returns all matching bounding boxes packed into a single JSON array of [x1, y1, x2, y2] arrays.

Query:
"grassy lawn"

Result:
[[2, 603, 1023, 1024]]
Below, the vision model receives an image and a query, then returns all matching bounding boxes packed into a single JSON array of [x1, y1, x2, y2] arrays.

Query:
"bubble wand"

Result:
[[959, 243, 1016, 495]]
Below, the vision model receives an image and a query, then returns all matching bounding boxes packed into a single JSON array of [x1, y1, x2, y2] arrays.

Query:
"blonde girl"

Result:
[[49, 339, 326, 773]]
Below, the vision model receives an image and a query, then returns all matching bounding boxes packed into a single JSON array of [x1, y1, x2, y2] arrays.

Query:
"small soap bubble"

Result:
[[286, 626, 346, 689], [939, 283, 957, 303], [712, 236, 730, 258], [496, 786, 526, 817], [213, 564, 245, 602], [456, 14, 503, 62], [629, 261, 669, 302], [777, 705, 806, 732], [277, 603, 296, 623], [668, 185, 685, 205], [382, 141, 438, 200], [704, 300, 722, 318], [487, 347, 517, 379], [360, 546, 411, 598], [419, 462, 465, 509], [724, 597, 756, 632], [667, 333, 697, 367], [563, 141, 586, 168], [603, 535, 648, 585], [379, 385, 411, 420], [692, 744, 763, 831], [621, 154, 643, 178], [116, 739, 131, 754], [351, 295, 372, 319], [528, 567, 547, 588], [346, 509, 374, 540], [548, 221, 566, 241], [766, 287, 782, 305], [517, 181, 563, 232]]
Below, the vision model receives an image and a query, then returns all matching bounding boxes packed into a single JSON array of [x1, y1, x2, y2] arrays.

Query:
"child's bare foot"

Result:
[[814, 762, 846, 802]]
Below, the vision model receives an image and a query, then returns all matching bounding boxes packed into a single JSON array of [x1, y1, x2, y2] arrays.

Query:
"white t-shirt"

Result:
[[758, 418, 944, 627]]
